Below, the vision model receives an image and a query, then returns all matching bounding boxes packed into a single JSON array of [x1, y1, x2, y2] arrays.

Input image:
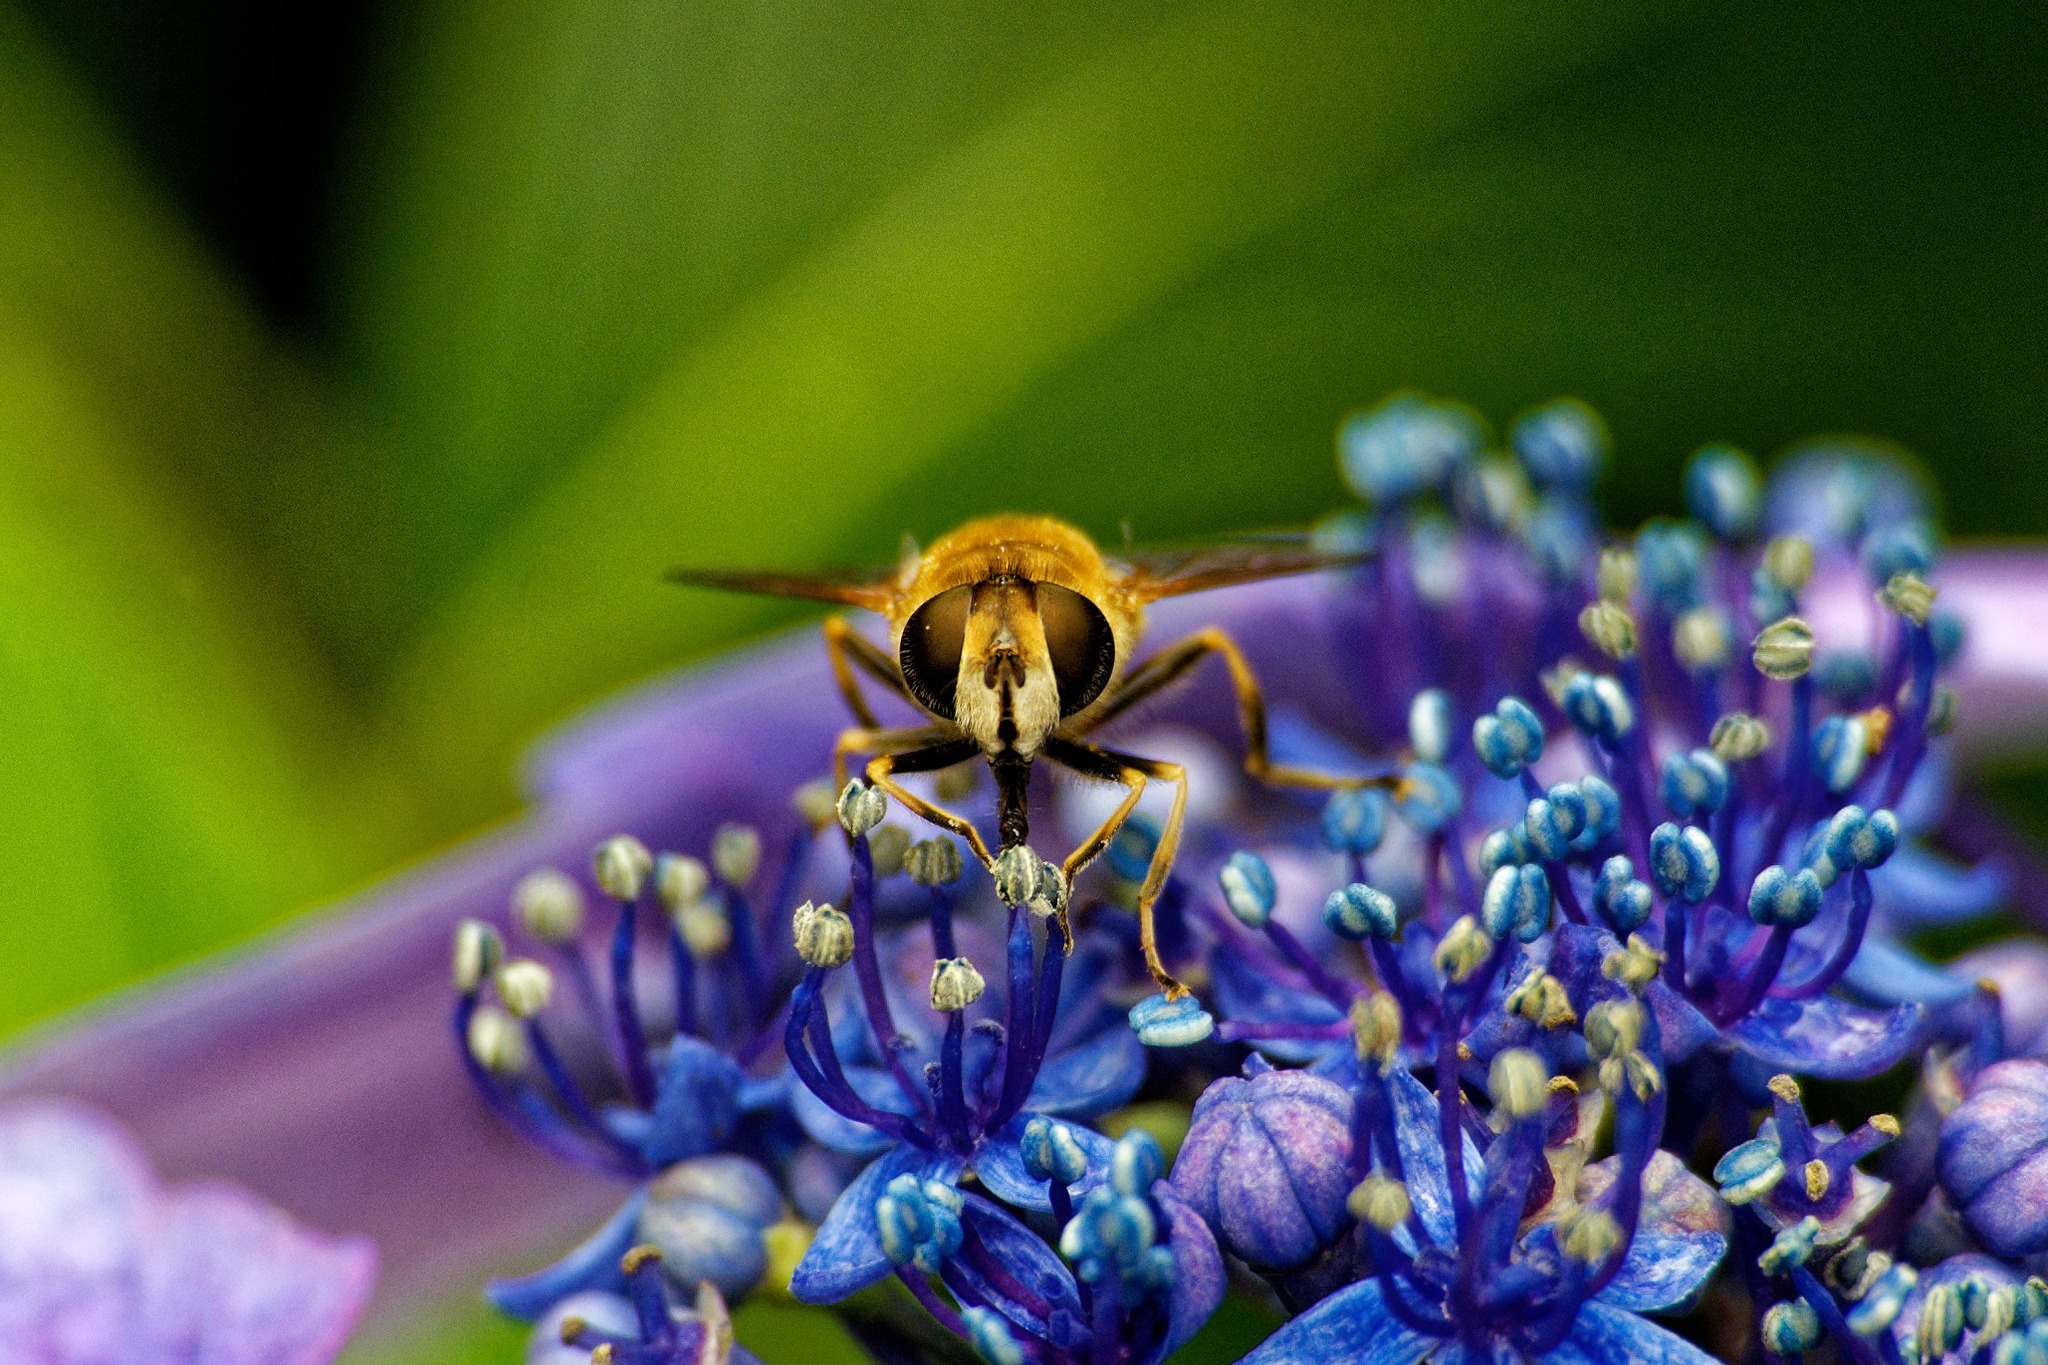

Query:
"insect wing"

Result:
[[664, 564, 899, 610], [1116, 534, 1371, 602]]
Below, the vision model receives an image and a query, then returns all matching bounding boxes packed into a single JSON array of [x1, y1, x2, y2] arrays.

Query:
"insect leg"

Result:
[[823, 616, 914, 729], [1084, 627, 1405, 793], [862, 738, 994, 870], [833, 724, 952, 793], [1043, 736, 1189, 998]]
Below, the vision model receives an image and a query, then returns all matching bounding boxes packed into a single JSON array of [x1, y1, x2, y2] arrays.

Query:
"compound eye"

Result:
[[1038, 583, 1116, 716], [899, 585, 970, 717]]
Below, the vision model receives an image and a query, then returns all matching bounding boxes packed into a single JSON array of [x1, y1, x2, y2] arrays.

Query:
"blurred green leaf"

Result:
[[333, 0, 1678, 819], [0, 7, 422, 1032]]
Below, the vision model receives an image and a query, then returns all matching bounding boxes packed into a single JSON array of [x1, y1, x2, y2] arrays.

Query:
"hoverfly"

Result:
[[671, 514, 1397, 998]]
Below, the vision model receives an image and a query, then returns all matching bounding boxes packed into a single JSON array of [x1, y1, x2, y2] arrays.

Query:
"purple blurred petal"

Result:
[[487, 1193, 644, 1320], [0, 1101, 374, 1364], [1953, 938, 2048, 1055]]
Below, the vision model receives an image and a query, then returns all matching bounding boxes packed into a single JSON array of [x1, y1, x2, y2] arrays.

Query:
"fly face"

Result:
[[898, 577, 1116, 758]]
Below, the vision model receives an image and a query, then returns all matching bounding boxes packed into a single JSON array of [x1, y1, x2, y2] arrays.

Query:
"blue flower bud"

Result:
[[1338, 393, 1483, 503], [1479, 824, 1533, 876], [1472, 696, 1545, 779], [1659, 749, 1731, 819], [1320, 788, 1389, 855], [1409, 689, 1454, 763], [1595, 856, 1654, 934], [1846, 1262, 1917, 1335], [1524, 790, 1585, 863], [1482, 864, 1552, 943], [1111, 1129, 1164, 1197], [1686, 444, 1763, 540], [1863, 517, 1939, 585], [1575, 775, 1622, 848], [1635, 519, 1710, 615], [1021, 1116, 1090, 1187], [1749, 865, 1824, 928], [1561, 672, 1635, 744], [636, 1154, 782, 1300], [876, 1173, 963, 1274], [1172, 1068, 1353, 1270], [1761, 1301, 1823, 1355], [1511, 397, 1608, 490], [961, 1307, 1026, 1365], [1714, 1135, 1786, 1205], [1812, 714, 1870, 795], [1523, 496, 1594, 582], [1218, 851, 1277, 929], [1393, 762, 1462, 834], [1324, 883, 1399, 942], [1060, 1186, 1159, 1285], [1750, 570, 1798, 629], [1129, 992, 1214, 1048], [1649, 822, 1719, 904]]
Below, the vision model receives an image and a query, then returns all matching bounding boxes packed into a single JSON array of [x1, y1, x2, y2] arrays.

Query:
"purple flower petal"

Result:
[[487, 1192, 644, 1320], [972, 1115, 1112, 1211], [0, 1101, 374, 1364], [1577, 1151, 1727, 1314], [1725, 995, 1926, 1080], [948, 1193, 1085, 1348], [1539, 1299, 1720, 1364], [1146, 1178, 1226, 1365], [1170, 1068, 1353, 1270], [1234, 1278, 1436, 1364], [1023, 1021, 1147, 1118], [789, 1144, 963, 1304]]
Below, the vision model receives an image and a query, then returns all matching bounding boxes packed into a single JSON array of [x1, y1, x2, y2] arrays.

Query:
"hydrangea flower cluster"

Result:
[[448, 392, 2048, 1364]]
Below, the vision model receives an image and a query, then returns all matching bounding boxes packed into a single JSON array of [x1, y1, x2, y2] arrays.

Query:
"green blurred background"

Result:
[[2, 0, 2045, 1358]]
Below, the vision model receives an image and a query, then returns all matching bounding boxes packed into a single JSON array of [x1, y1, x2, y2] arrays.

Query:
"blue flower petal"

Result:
[[487, 1190, 646, 1320], [1843, 935, 1976, 1007], [1727, 996, 1926, 1080], [1386, 1065, 1485, 1249], [641, 1035, 745, 1164], [1580, 1152, 1728, 1313], [946, 1193, 1085, 1347], [974, 1115, 1113, 1211], [1871, 845, 2007, 927], [1211, 948, 1346, 1065], [1144, 1179, 1227, 1365], [1538, 1300, 1722, 1364], [1645, 980, 1720, 1065], [1026, 1022, 1148, 1118], [1235, 1279, 1439, 1364], [790, 1145, 964, 1303], [789, 1063, 917, 1157]]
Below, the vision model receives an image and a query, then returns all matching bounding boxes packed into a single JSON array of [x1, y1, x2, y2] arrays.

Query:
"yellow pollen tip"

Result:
[[1805, 1159, 1831, 1201]]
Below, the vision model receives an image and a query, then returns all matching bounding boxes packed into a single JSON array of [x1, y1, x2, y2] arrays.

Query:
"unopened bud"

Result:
[[993, 845, 1044, 905], [1578, 600, 1638, 660], [655, 854, 711, 915], [593, 835, 654, 901], [1433, 916, 1494, 984], [836, 781, 888, 836], [711, 824, 762, 888], [1753, 617, 1816, 681], [1673, 606, 1733, 673], [466, 1005, 528, 1074], [1347, 1176, 1412, 1233], [1763, 535, 1814, 592], [512, 869, 584, 943], [1596, 547, 1637, 604], [495, 959, 554, 1019], [1709, 711, 1771, 762], [905, 838, 964, 887], [868, 824, 911, 879], [1351, 990, 1403, 1068], [1489, 1049, 1551, 1121], [453, 919, 505, 995], [793, 901, 853, 968], [930, 957, 986, 1013], [1880, 570, 1937, 626], [791, 778, 839, 830]]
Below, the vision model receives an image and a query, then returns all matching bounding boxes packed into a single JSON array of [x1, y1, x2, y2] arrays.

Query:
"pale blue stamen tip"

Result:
[[1594, 855, 1654, 934], [1324, 883, 1399, 941], [1020, 1115, 1089, 1187], [961, 1307, 1026, 1365], [1130, 992, 1214, 1048], [1473, 695, 1545, 779], [1219, 850, 1277, 929]]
